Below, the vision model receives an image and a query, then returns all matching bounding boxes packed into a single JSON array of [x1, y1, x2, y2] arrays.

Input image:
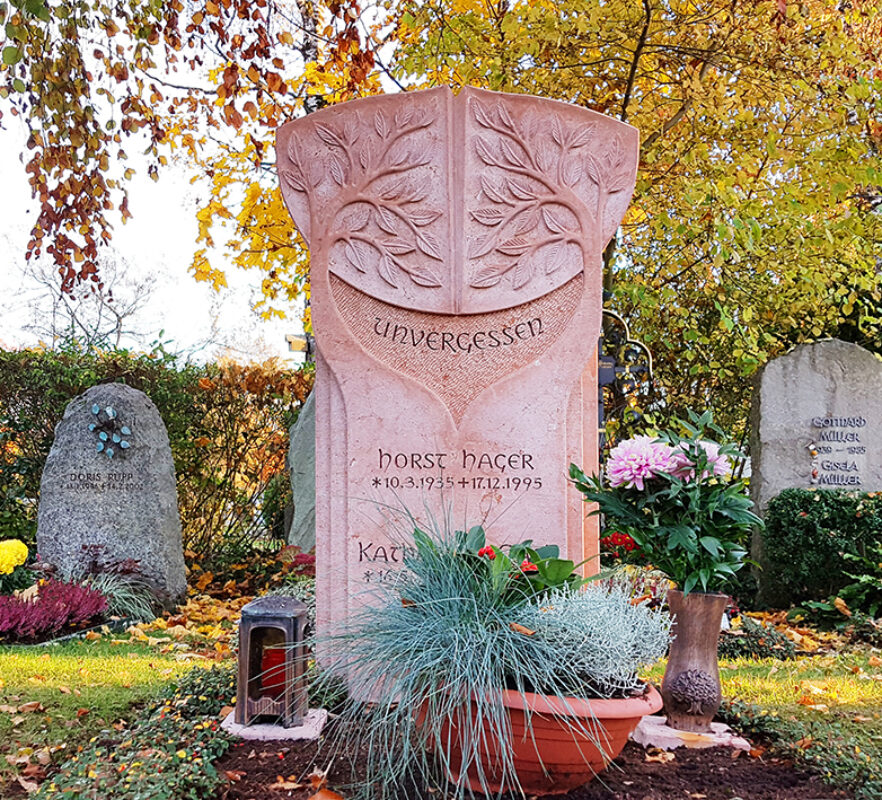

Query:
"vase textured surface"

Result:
[[661, 589, 728, 732], [437, 684, 662, 795]]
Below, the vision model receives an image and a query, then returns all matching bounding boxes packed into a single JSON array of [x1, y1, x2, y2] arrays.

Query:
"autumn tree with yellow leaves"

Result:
[[2, 0, 881, 432]]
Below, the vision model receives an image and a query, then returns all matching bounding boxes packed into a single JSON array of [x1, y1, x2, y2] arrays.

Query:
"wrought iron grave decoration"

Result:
[[88, 404, 132, 459]]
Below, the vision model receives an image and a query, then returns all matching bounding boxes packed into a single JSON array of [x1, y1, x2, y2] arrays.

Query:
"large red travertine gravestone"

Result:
[[277, 87, 638, 638]]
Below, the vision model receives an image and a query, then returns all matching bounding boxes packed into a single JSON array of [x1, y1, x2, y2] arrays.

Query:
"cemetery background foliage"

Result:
[[0, 344, 312, 564], [1, 1, 880, 440]]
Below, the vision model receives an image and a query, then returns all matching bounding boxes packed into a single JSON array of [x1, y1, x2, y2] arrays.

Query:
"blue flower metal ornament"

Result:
[[88, 402, 133, 459]]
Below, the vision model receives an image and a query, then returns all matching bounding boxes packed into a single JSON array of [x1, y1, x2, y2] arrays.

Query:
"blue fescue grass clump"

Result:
[[317, 523, 671, 800]]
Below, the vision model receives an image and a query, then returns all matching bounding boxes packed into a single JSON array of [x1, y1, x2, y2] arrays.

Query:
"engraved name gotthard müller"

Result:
[[277, 86, 640, 641], [37, 383, 186, 605]]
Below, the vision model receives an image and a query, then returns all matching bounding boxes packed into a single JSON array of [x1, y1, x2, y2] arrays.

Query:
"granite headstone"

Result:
[[287, 390, 316, 551], [277, 87, 638, 638], [37, 383, 186, 605], [749, 339, 882, 602]]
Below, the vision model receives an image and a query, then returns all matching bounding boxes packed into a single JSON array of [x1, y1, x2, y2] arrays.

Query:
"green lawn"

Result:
[[0, 639, 197, 787]]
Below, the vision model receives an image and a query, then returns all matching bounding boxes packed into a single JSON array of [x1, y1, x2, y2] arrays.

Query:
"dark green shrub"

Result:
[[762, 488, 882, 604]]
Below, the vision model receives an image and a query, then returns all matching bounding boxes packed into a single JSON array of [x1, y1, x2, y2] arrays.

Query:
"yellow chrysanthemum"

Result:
[[0, 539, 29, 575]]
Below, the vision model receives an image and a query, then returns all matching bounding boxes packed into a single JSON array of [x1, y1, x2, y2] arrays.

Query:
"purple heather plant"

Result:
[[0, 578, 108, 643]]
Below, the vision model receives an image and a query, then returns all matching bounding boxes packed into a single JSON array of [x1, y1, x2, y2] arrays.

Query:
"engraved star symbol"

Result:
[[372, 477, 381, 487]]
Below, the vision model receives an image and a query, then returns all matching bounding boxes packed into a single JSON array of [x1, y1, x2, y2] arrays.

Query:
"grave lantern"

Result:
[[235, 596, 308, 728]]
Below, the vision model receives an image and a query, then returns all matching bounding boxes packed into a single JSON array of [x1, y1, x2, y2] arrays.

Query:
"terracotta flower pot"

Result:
[[660, 589, 728, 732], [428, 684, 662, 796]]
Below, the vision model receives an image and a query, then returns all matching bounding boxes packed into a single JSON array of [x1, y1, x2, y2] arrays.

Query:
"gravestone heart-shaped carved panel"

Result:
[[331, 273, 583, 423]]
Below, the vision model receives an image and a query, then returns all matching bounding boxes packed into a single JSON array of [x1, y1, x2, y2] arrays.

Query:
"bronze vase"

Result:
[[660, 588, 728, 732]]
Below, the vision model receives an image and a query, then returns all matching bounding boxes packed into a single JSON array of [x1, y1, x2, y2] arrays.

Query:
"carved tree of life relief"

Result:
[[277, 86, 639, 428]]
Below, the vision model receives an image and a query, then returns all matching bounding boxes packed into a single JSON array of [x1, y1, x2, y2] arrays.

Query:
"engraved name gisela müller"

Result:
[[807, 416, 868, 487]]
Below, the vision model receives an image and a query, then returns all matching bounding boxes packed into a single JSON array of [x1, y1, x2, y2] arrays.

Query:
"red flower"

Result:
[[477, 545, 496, 560], [520, 559, 539, 573]]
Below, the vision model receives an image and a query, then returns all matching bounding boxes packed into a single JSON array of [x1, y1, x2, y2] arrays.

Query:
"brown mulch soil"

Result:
[[214, 738, 850, 800]]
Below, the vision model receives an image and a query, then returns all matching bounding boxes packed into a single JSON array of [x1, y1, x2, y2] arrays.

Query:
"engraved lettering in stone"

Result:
[[357, 543, 402, 563], [820, 460, 859, 472], [818, 430, 861, 442], [811, 416, 867, 428], [818, 474, 862, 486], [461, 450, 535, 472], [370, 316, 543, 353], [378, 449, 448, 471]]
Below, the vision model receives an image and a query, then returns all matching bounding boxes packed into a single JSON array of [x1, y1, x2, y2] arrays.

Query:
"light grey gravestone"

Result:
[[37, 383, 186, 606], [287, 390, 316, 551], [749, 339, 882, 602]]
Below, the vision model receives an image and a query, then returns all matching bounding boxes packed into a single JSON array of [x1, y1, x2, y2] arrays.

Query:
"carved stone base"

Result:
[[660, 589, 728, 732]]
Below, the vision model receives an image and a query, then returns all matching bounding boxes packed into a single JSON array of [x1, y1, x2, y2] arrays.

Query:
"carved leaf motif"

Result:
[[329, 157, 346, 187], [472, 100, 493, 129], [511, 258, 532, 290], [501, 139, 529, 169], [470, 262, 510, 288], [551, 116, 564, 147], [506, 177, 537, 201], [315, 123, 345, 149], [374, 110, 389, 140], [570, 123, 596, 149], [475, 138, 499, 167], [416, 230, 443, 260], [344, 240, 374, 274], [359, 145, 372, 171], [377, 253, 398, 288], [407, 209, 441, 227], [536, 141, 555, 173], [376, 206, 400, 235], [394, 106, 413, 129], [497, 103, 515, 131], [542, 241, 567, 275], [512, 207, 540, 235], [380, 239, 415, 255], [388, 141, 410, 167], [342, 203, 371, 231], [584, 153, 602, 186], [562, 159, 582, 188], [481, 177, 510, 205], [379, 178, 407, 201], [471, 207, 507, 226], [281, 167, 306, 194], [469, 232, 497, 259], [497, 236, 531, 256], [542, 205, 571, 234], [403, 261, 443, 288]]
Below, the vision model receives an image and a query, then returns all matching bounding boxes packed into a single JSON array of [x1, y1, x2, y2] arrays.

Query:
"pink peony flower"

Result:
[[606, 435, 675, 490], [670, 440, 732, 481]]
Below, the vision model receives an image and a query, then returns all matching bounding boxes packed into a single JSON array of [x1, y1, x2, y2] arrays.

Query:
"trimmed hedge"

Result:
[[762, 488, 882, 604], [0, 344, 312, 563]]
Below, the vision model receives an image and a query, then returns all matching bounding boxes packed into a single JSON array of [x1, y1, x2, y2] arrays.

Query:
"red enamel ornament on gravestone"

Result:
[[277, 87, 638, 640]]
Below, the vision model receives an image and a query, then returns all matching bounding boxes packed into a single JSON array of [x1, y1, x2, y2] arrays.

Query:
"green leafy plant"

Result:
[[34, 664, 235, 800], [763, 488, 882, 605], [571, 410, 761, 594], [318, 521, 671, 800]]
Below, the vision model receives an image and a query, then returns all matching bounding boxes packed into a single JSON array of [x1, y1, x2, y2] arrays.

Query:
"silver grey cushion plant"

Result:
[[317, 523, 671, 800]]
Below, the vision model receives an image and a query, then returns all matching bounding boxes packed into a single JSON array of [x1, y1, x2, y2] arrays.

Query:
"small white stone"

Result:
[[220, 708, 328, 741]]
